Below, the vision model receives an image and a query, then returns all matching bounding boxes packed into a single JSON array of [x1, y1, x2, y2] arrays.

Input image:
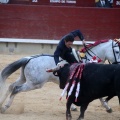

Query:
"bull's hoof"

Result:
[[66, 114, 72, 120], [77, 117, 84, 120], [106, 108, 112, 113]]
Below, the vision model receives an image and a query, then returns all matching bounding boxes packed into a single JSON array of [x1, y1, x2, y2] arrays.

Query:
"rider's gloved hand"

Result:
[[82, 39, 86, 45]]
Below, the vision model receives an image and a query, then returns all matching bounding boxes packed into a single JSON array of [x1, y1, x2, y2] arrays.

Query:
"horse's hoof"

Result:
[[106, 108, 112, 113], [71, 107, 77, 111], [0, 105, 8, 114], [1, 107, 6, 113], [71, 106, 77, 111]]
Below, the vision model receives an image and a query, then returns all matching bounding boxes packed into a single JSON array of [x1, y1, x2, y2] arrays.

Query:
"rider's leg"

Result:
[[64, 52, 78, 64]]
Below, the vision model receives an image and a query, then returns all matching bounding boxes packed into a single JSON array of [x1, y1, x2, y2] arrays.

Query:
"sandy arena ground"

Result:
[[0, 54, 120, 120]]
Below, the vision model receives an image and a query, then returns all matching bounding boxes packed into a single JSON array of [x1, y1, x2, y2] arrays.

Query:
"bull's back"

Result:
[[72, 63, 120, 106]]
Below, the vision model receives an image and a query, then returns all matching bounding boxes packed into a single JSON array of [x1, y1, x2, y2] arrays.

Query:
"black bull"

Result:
[[59, 63, 120, 120]]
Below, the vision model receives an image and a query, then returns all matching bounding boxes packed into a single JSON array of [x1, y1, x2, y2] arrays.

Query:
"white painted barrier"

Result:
[[0, 38, 94, 54], [0, 38, 94, 44]]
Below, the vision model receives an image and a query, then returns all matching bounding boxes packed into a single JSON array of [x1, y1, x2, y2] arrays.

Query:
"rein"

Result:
[[82, 41, 105, 63], [83, 43, 101, 60]]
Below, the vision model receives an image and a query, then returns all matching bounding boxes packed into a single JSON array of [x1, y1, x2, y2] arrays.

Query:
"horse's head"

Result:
[[79, 40, 109, 63], [79, 39, 120, 64], [105, 39, 120, 64]]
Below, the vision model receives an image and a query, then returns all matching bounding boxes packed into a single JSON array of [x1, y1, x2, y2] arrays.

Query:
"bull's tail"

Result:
[[0, 57, 30, 84]]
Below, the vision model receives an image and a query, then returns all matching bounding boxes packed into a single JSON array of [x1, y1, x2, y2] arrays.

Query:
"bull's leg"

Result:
[[66, 100, 72, 120], [64, 92, 77, 111], [77, 103, 89, 120], [99, 98, 112, 113]]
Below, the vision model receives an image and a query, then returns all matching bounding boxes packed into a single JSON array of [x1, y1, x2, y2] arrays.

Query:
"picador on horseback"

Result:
[[51, 29, 86, 89], [54, 29, 86, 67]]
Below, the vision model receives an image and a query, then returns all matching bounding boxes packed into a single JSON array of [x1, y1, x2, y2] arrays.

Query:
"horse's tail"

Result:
[[0, 57, 30, 84]]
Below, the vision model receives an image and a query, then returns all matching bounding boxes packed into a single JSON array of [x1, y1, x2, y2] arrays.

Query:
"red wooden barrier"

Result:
[[0, 4, 120, 41]]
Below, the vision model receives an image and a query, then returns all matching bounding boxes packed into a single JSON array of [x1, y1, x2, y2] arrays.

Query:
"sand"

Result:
[[0, 54, 119, 120]]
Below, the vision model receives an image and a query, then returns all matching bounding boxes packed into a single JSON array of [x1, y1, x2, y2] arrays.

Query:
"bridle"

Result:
[[82, 43, 102, 63], [111, 40, 120, 64], [82, 39, 120, 64]]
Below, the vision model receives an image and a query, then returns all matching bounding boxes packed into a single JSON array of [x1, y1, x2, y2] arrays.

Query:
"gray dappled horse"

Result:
[[0, 39, 120, 113]]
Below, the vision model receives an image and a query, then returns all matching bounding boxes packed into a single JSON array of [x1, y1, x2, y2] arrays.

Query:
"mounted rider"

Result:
[[54, 29, 86, 67]]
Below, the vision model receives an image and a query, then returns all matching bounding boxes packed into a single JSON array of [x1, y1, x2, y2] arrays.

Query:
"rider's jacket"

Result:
[[54, 29, 84, 65]]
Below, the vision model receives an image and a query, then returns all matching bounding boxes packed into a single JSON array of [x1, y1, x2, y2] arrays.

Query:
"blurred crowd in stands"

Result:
[[0, 0, 115, 8], [95, 0, 113, 8]]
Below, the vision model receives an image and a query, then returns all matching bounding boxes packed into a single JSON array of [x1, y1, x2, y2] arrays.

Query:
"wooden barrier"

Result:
[[0, 4, 120, 41]]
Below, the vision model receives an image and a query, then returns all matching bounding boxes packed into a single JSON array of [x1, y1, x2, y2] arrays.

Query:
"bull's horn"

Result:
[[46, 66, 60, 72]]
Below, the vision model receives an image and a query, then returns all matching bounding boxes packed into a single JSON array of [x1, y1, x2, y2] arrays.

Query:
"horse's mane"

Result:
[[30, 54, 54, 58], [80, 39, 109, 53]]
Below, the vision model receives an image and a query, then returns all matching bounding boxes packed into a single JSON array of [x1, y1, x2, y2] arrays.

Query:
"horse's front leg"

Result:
[[66, 100, 72, 120]]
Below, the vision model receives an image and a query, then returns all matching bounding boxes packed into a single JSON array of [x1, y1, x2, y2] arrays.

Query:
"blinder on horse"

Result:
[[112, 39, 120, 64]]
